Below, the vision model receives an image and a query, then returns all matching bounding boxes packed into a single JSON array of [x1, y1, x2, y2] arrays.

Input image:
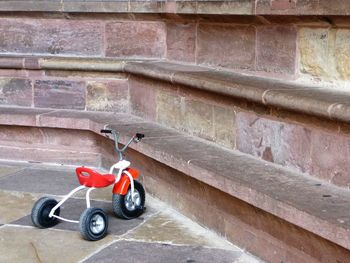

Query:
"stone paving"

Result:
[[0, 161, 262, 263]]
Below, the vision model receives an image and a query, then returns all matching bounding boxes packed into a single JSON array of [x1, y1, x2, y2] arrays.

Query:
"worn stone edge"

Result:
[[7, 56, 348, 124]]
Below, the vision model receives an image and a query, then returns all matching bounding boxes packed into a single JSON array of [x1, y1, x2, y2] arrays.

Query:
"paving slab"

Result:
[[0, 190, 40, 224], [0, 164, 24, 178], [83, 240, 243, 263], [126, 208, 237, 250], [12, 198, 157, 236], [0, 225, 114, 263], [0, 166, 79, 195]]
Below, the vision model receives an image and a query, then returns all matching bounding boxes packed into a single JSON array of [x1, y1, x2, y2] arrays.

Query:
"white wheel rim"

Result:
[[125, 190, 141, 211], [90, 214, 105, 234]]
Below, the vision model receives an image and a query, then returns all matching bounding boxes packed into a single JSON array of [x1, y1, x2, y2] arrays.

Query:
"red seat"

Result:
[[76, 167, 115, 188]]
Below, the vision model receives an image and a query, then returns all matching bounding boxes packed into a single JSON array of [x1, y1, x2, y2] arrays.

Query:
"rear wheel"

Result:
[[112, 180, 145, 219], [79, 207, 108, 241], [31, 197, 60, 228]]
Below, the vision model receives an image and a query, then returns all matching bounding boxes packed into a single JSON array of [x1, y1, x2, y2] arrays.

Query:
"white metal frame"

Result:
[[48, 159, 134, 224]]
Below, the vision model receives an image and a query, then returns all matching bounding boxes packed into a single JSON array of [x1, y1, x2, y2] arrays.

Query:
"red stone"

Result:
[[34, 80, 86, 110], [197, 24, 256, 69], [0, 78, 32, 107], [256, 25, 297, 75], [0, 18, 103, 56], [129, 76, 157, 121], [310, 130, 350, 187], [271, 0, 296, 10], [166, 22, 196, 63], [236, 111, 312, 174], [105, 21, 166, 58]]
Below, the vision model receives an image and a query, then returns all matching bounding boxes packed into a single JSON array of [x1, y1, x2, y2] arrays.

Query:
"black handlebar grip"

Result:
[[100, 129, 112, 134], [136, 133, 145, 140]]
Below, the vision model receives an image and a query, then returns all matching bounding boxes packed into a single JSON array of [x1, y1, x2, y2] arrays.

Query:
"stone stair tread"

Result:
[[1, 105, 350, 250]]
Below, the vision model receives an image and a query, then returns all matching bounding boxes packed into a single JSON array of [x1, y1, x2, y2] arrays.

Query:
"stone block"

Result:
[[318, 0, 350, 15], [129, 0, 163, 12], [0, 69, 27, 78], [0, 18, 103, 56], [197, 0, 254, 15], [156, 90, 183, 130], [63, 0, 128, 12], [0, 57, 23, 68], [256, 0, 319, 15], [335, 29, 350, 79], [310, 130, 350, 187], [299, 27, 330, 78], [0, 78, 32, 107], [271, 0, 296, 10], [184, 99, 214, 140], [197, 24, 256, 69], [256, 25, 297, 75], [0, 0, 62, 11], [129, 77, 157, 121], [166, 22, 196, 63], [236, 111, 312, 173], [213, 105, 235, 148], [34, 80, 86, 110], [105, 21, 166, 58], [86, 80, 129, 112]]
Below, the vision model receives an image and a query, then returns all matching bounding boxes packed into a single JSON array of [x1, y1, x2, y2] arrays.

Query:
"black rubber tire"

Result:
[[31, 197, 60, 228], [79, 208, 108, 241], [112, 180, 145, 219]]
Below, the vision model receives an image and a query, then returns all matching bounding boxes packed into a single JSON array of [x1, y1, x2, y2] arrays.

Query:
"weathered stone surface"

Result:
[[34, 80, 86, 110], [256, 25, 297, 74], [139, 148, 350, 263], [129, 77, 157, 121], [126, 208, 237, 250], [271, 0, 296, 10], [0, 190, 38, 224], [256, 0, 319, 15], [86, 80, 129, 112], [129, 0, 163, 13], [236, 111, 312, 173], [0, 226, 114, 263], [0, 0, 62, 11], [184, 99, 214, 140], [84, 241, 242, 263], [310, 130, 350, 187], [299, 27, 330, 78], [197, 0, 254, 14], [105, 21, 166, 58], [0, 18, 103, 56], [63, 0, 128, 12], [213, 105, 235, 148], [0, 57, 23, 68], [166, 22, 196, 63], [318, 0, 350, 15], [156, 90, 183, 130], [197, 24, 256, 69], [0, 78, 32, 106], [335, 29, 350, 79]]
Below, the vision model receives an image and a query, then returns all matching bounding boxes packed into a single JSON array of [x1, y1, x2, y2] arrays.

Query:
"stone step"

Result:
[[0, 0, 348, 16], [1, 105, 350, 256]]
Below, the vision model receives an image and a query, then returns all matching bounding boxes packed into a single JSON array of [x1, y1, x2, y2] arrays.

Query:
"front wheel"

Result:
[[79, 208, 108, 241], [112, 180, 145, 219], [31, 197, 60, 228]]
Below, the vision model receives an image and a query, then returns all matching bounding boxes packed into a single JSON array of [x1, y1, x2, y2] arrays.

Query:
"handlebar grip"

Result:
[[100, 129, 112, 134], [136, 133, 145, 140]]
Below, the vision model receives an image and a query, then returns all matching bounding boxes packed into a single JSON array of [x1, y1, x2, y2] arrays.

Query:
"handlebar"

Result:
[[100, 129, 145, 161]]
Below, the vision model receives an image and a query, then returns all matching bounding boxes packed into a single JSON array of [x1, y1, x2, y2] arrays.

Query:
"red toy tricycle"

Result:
[[31, 129, 146, 241]]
